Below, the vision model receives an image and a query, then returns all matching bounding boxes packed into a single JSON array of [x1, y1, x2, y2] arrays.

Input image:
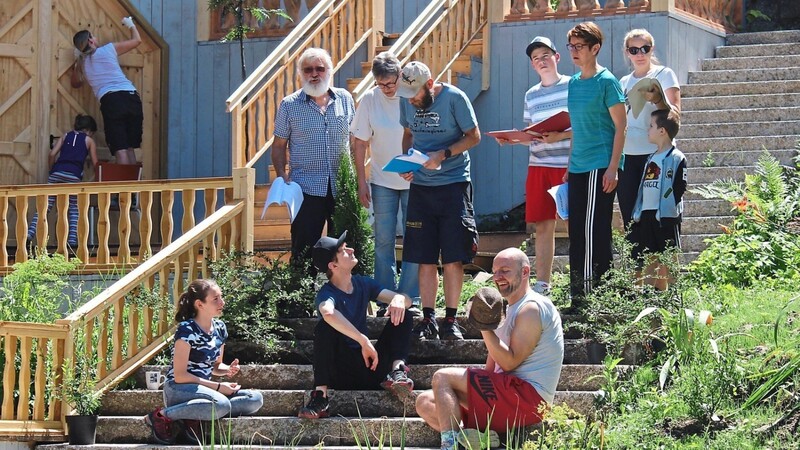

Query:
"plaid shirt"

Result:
[[274, 87, 355, 197]]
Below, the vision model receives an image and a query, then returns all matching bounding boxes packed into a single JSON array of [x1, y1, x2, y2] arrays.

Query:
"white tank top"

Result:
[[83, 43, 136, 100], [494, 290, 564, 403]]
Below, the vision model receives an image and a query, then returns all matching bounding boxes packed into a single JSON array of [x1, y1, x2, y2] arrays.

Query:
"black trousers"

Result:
[[617, 154, 649, 228], [312, 314, 413, 389], [568, 169, 616, 301], [290, 186, 335, 269]]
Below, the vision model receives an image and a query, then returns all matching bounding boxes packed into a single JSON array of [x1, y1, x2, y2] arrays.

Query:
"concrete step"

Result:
[[688, 67, 799, 84], [701, 54, 800, 71], [685, 149, 798, 167], [687, 166, 751, 183], [681, 93, 800, 111], [683, 199, 733, 217], [681, 106, 800, 124], [681, 233, 718, 253], [133, 363, 616, 393], [682, 80, 800, 98], [99, 388, 598, 418], [677, 135, 799, 153], [681, 120, 800, 138], [716, 42, 800, 58], [681, 215, 732, 235], [94, 416, 441, 447], [226, 338, 636, 366], [726, 30, 800, 46]]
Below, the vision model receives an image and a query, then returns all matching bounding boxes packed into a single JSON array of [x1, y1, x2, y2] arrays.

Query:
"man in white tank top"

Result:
[[415, 248, 564, 449]]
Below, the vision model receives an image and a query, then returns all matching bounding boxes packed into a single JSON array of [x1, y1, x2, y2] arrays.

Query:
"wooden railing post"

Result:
[[231, 104, 245, 170], [232, 167, 255, 253], [650, 0, 676, 12], [370, 0, 386, 61]]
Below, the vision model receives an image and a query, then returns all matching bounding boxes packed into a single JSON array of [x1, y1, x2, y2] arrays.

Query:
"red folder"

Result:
[[484, 129, 537, 143], [523, 111, 571, 136]]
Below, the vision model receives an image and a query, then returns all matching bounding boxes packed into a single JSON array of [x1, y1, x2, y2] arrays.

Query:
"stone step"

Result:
[[681, 120, 800, 138], [688, 67, 799, 84], [716, 42, 800, 58], [701, 54, 800, 71], [677, 135, 799, 153], [99, 388, 598, 418], [94, 416, 441, 447], [687, 166, 750, 183], [681, 215, 732, 235], [682, 80, 800, 98], [685, 149, 798, 167], [680, 233, 718, 253], [681, 93, 800, 111], [683, 199, 733, 217], [134, 363, 611, 392], [226, 338, 637, 366], [726, 30, 800, 46], [681, 106, 800, 124]]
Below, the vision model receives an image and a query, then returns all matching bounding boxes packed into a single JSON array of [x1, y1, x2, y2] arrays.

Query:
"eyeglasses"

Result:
[[566, 43, 590, 52], [302, 66, 327, 74], [626, 45, 652, 55], [374, 77, 399, 90]]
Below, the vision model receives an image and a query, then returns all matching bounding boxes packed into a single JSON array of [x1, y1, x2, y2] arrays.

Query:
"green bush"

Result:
[[0, 252, 80, 322], [690, 152, 800, 286], [333, 150, 374, 276]]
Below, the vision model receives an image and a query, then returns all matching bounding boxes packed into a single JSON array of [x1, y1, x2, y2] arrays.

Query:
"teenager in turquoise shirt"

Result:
[[564, 22, 627, 311]]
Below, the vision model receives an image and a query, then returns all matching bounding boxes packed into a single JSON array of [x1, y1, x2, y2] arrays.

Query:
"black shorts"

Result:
[[100, 90, 144, 153], [402, 181, 478, 265], [630, 211, 681, 263]]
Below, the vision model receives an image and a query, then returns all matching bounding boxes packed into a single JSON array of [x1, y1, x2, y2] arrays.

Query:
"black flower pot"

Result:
[[66, 414, 98, 445]]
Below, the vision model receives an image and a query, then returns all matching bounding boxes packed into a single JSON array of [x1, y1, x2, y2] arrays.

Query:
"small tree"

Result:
[[333, 151, 374, 276]]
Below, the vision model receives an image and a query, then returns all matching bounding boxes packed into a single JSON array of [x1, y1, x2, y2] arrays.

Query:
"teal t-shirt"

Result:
[[567, 68, 625, 173], [399, 84, 478, 186]]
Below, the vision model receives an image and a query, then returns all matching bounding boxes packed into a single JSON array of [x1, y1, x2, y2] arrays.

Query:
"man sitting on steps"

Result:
[[298, 231, 416, 419], [415, 248, 564, 449]]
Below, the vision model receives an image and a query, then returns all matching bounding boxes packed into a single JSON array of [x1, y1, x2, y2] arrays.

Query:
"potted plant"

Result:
[[61, 359, 103, 445]]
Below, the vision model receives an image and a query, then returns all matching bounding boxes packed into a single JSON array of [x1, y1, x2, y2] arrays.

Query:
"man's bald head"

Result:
[[494, 247, 530, 271]]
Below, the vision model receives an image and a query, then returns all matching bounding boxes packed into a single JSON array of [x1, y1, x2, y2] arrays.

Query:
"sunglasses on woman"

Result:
[[626, 45, 652, 55]]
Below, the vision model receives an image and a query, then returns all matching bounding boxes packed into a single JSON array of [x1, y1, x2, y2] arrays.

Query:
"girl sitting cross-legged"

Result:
[[143, 279, 263, 444]]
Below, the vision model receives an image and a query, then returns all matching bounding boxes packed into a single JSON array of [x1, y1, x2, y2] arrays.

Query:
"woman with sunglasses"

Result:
[[618, 29, 681, 228]]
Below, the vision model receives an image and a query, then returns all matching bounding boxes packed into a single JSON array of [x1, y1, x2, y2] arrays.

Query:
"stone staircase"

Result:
[[677, 29, 800, 261], [39, 315, 620, 449]]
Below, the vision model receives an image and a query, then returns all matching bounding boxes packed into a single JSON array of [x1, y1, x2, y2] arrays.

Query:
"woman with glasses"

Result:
[[618, 29, 681, 228]]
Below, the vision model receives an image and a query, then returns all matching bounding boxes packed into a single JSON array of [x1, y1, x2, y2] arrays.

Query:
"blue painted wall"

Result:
[[470, 12, 725, 216]]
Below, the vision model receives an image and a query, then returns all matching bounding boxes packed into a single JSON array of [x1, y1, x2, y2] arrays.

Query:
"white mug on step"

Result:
[[146, 371, 166, 390]]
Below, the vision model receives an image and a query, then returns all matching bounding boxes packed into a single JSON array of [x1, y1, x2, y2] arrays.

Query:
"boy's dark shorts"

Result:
[[630, 210, 681, 265], [402, 181, 478, 265], [100, 90, 144, 153]]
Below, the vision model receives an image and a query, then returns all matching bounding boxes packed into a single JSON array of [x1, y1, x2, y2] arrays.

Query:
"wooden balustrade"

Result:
[[0, 178, 234, 274], [352, 0, 489, 102], [226, 0, 383, 170], [503, 0, 742, 31]]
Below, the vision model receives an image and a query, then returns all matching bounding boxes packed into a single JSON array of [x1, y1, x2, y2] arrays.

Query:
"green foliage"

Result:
[[690, 152, 800, 286], [0, 252, 80, 322], [60, 351, 102, 415], [746, 9, 771, 22], [333, 151, 375, 276], [207, 0, 290, 43], [524, 404, 604, 450]]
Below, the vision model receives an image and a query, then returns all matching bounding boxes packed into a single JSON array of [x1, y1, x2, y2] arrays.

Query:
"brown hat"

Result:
[[467, 287, 504, 330]]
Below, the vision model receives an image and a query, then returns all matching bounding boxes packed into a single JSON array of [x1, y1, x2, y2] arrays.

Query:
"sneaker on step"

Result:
[[143, 407, 176, 444], [380, 364, 414, 400], [457, 428, 500, 449], [412, 317, 439, 341], [439, 317, 464, 340], [532, 280, 551, 296], [298, 389, 330, 419]]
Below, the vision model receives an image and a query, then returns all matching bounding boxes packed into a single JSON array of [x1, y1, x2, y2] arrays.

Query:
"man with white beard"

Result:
[[272, 48, 356, 271]]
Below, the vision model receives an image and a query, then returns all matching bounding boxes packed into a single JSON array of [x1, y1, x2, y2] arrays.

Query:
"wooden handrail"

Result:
[[226, 0, 381, 171], [352, 0, 488, 102]]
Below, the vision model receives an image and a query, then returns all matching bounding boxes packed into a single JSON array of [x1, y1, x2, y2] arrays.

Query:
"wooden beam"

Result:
[[650, 0, 675, 12]]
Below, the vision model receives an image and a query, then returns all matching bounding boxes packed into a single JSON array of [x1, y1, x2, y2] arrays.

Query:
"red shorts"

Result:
[[526, 166, 567, 223], [462, 368, 547, 433]]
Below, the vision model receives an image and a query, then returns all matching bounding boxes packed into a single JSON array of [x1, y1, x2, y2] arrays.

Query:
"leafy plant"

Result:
[[524, 404, 604, 450], [333, 151, 375, 276], [0, 252, 79, 322], [690, 151, 800, 286], [60, 354, 102, 415]]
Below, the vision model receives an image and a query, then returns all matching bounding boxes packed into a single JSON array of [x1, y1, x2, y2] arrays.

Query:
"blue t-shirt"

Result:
[[315, 275, 383, 348], [399, 83, 478, 186], [567, 68, 625, 173], [166, 318, 228, 381]]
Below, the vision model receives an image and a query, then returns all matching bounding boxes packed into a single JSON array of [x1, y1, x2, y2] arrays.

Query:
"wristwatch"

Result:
[[444, 148, 452, 159]]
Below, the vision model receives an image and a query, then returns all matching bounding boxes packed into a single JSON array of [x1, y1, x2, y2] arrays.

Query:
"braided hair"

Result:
[[174, 279, 219, 323]]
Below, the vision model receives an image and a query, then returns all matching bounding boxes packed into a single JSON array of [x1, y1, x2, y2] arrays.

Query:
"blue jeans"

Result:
[[371, 184, 419, 299], [162, 380, 263, 421]]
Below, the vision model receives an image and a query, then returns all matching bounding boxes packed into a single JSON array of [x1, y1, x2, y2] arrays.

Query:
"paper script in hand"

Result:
[[628, 77, 666, 119], [261, 177, 304, 223]]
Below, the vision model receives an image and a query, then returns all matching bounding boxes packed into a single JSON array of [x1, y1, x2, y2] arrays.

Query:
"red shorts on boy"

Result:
[[526, 166, 567, 223]]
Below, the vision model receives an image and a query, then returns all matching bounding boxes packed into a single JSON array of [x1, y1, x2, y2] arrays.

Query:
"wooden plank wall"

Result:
[[384, 0, 431, 34], [470, 13, 724, 216]]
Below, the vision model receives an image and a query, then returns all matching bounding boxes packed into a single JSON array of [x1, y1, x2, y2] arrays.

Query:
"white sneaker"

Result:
[[457, 428, 500, 449], [533, 280, 551, 295]]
